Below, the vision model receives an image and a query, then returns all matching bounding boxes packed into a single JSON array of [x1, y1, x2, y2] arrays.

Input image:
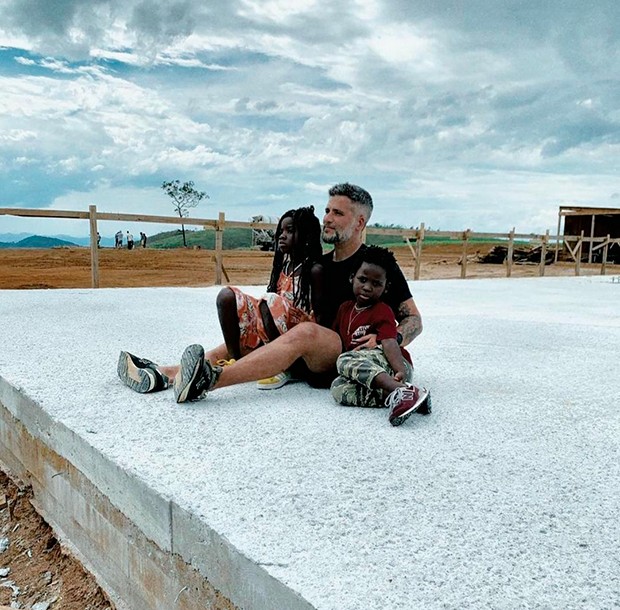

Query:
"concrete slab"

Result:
[[0, 275, 619, 609]]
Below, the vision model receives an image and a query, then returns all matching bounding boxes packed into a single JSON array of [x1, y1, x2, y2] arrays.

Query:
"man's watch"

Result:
[[396, 332, 403, 345]]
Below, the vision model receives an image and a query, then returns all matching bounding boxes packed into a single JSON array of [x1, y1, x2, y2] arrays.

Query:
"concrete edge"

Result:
[[0, 376, 317, 610]]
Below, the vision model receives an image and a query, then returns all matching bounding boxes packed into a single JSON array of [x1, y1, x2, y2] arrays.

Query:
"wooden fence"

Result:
[[1, 206, 618, 288]]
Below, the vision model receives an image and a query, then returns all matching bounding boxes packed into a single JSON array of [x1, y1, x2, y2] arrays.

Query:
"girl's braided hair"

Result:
[[267, 206, 322, 312]]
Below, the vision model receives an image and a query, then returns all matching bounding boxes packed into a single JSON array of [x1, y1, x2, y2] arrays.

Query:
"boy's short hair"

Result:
[[328, 183, 373, 220], [353, 245, 399, 284]]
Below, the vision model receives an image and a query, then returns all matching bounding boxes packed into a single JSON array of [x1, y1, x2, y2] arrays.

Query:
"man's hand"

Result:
[[351, 333, 378, 350]]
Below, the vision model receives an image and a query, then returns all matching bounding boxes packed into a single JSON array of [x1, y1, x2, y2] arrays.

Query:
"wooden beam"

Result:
[[88, 205, 99, 289], [555, 208, 562, 263], [215, 212, 224, 285], [559, 207, 620, 216], [0, 208, 89, 219], [575, 231, 584, 276], [403, 236, 417, 261], [460, 229, 470, 279], [588, 214, 596, 263], [539, 230, 549, 277], [414, 223, 425, 281], [601, 235, 610, 276], [506, 227, 515, 277]]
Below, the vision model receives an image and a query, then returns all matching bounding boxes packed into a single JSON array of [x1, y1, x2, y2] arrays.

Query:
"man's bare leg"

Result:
[[213, 322, 342, 389], [159, 343, 229, 379]]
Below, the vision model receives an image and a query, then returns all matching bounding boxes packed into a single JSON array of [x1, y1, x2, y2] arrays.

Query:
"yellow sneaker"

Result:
[[256, 371, 291, 390]]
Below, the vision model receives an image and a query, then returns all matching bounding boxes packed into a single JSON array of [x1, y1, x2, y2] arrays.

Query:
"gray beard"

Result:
[[321, 225, 354, 244]]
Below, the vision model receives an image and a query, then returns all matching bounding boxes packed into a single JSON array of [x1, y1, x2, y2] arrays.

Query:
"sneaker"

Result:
[[385, 384, 431, 427], [174, 344, 223, 403], [117, 351, 170, 393], [256, 371, 291, 390]]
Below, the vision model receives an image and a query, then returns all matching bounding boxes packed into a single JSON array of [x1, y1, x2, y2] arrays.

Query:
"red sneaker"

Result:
[[386, 384, 431, 426]]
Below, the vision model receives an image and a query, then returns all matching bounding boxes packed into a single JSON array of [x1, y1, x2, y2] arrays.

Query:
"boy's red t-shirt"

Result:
[[333, 300, 412, 364]]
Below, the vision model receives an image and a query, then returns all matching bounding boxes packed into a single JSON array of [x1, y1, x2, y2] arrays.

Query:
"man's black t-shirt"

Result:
[[318, 244, 413, 328]]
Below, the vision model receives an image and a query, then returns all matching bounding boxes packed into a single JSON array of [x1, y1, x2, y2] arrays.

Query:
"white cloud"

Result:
[[0, 0, 619, 237]]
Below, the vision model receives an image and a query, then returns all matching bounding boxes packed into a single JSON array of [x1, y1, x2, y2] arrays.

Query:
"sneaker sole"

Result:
[[389, 391, 432, 426], [174, 344, 205, 403], [118, 351, 156, 393]]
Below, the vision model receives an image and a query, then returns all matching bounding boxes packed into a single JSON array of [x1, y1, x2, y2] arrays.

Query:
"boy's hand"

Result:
[[393, 371, 405, 382]]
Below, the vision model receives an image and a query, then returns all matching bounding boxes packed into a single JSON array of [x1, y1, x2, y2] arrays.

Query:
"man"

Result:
[[119, 183, 423, 403]]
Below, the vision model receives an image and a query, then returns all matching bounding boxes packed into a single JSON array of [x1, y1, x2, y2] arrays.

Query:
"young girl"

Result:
[[219, 206, 323, 366], [330, 245, 431, 426], [117, 206, 323, 393]]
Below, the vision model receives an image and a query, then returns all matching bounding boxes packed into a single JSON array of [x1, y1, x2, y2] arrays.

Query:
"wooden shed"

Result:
[[557, 205, 620, 263]]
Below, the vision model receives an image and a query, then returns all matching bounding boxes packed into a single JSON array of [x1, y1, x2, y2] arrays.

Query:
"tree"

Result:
[[161, 180, 209, 247]]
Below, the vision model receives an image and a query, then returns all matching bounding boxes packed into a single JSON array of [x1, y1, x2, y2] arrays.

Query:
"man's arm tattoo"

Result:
[[396, 301, 423, 346]]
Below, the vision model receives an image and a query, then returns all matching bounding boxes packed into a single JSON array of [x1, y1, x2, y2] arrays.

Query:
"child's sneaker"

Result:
[[385, 384, 431, 426], [256, 371, 291, 390], [174, 344, 223, 403], [117, 351, 170, 393]]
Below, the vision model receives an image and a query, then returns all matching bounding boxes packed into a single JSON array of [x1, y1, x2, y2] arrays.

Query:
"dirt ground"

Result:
[[0, 243, 614, 608], [0, 471, 114, 610], [0, 243, 611, 290]]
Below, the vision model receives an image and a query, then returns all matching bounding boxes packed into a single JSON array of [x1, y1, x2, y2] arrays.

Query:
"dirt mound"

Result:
[[0, 471, 114, 610]]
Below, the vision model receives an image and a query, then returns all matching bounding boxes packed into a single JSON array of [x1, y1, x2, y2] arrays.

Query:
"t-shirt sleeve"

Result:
[[373, 302, 398, 343]]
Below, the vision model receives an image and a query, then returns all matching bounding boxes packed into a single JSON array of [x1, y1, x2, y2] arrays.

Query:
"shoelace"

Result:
[[215, 359, 236, 367], [384, 384, 417, 409]]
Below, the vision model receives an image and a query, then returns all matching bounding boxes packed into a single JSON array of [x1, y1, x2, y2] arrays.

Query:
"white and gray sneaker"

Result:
[[174, 344, 223, 403], [117, 351, 170, 393]]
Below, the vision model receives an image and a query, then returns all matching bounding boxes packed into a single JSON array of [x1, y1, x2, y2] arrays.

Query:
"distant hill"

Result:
[[0, 224, 416, 251], [0, 235, 78, 249]]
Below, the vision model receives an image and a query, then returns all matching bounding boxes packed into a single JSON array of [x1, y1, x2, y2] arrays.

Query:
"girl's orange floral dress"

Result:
[[230, 268, 314, 353]]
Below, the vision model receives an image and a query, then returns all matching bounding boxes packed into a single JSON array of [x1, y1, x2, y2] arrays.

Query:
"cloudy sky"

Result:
[[1, 0, 619, 238]]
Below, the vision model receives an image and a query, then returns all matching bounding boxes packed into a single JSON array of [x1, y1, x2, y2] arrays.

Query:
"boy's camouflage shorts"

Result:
[[330, 347, 414, 408]]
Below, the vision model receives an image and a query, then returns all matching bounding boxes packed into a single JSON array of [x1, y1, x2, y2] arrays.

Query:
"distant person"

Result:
[[115, 230, 123, 249], [140, 232, 147, 248], [117, 183, 425, 409], [127, 231, 134, 250], [330, 246, 431, 426], [97, 232, 101, 248], [118, 206, 324, 393]]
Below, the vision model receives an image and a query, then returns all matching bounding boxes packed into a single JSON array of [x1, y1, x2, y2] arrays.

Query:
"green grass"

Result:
[[147, 227, 532, 251], [148, 227, 255, 250]]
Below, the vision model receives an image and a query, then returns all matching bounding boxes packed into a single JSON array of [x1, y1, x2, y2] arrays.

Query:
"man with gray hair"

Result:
[[119, 183, 425, 409]]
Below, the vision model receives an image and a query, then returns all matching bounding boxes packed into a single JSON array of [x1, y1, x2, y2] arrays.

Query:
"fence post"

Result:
[[506, 227, 515, 277], [575, 230, 583, 276], [88, 205, 99, 289], [601, 234, 610, 276], [414, 222, 425, 281], [588, 214, 595, 264], [460, 229, 470, 279], [554, 211, 562, 263], [215, 212, 224, 285], [539, 230, 549, 277]]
